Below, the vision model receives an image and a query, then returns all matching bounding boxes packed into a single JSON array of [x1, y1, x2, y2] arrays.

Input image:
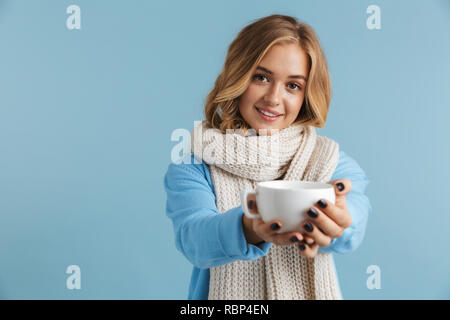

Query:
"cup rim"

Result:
[[257, 180, 333, 191]]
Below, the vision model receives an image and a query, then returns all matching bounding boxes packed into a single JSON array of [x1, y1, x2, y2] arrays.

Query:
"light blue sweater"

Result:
[[164, 150, 372, 299]]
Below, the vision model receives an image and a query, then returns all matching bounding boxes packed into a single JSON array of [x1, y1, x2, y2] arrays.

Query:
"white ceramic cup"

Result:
[[240, 180, 335, 233]]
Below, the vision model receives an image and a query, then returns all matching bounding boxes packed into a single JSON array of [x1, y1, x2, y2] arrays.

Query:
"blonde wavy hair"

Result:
[[204, 14, 332, 134]]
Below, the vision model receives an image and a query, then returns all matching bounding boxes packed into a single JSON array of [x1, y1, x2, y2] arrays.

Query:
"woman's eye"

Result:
[[253, 74, 268, 82], [253, 74, 301, 91], [288, 83, 301, 90]]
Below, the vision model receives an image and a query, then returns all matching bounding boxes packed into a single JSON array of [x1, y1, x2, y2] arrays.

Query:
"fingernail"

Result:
[[290, 236, 299, 243], [317, 199, 327, 209], [248, 200, 253, 209], [299, 243, 306, 251], [336, 182, 345, 192], [271, 223, 280, 231], [304, 222, 313, 233], [307, 208, 318, 218]]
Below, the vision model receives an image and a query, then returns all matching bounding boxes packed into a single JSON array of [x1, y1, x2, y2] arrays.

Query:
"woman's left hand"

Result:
[[298, 179, 353, 259]]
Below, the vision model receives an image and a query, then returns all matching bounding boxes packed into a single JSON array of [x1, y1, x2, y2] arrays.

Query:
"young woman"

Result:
[[164, 14, 372, 300]]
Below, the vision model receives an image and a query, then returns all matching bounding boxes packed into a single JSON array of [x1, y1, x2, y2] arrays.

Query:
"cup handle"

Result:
[[240, 189, 261, 219]]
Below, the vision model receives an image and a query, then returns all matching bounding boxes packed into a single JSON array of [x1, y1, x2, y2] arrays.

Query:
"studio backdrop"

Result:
[[1, 0, 449, 299]]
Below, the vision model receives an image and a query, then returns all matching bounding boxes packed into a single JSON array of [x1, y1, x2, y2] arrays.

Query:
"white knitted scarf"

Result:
[[191, 120, 342, 300]]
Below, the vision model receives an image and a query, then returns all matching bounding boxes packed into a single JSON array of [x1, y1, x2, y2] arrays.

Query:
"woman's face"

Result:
[[238, 42, 310, 135]]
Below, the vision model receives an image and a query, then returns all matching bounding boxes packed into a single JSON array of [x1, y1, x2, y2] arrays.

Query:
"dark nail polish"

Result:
[[307, 208, 318, 218], [304, 222, 313, 233], [299, 243, 306, 251], [290, 236, 299, 243], [248, 200, 253, 209], [337, 182, 345, 192], [317, 199, 327, 209], [271, 223, 280, 231]]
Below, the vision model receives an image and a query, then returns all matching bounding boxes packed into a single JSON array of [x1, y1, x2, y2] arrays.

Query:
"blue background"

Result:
[[1, 0, 449, 299]]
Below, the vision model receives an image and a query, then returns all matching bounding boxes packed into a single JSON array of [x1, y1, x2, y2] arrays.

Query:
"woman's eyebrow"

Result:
[[256, 66, 307, 81]]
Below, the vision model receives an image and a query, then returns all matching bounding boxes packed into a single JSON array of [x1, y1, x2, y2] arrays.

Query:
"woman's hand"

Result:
[[298, 179, 353, 258], [242, 195, 306, 246]]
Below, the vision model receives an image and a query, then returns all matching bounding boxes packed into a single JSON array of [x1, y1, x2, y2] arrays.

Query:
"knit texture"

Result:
[[191, 120, 342, 300]]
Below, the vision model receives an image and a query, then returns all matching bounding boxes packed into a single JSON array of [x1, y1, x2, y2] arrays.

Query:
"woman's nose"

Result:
[[263, 83, 282, 106]]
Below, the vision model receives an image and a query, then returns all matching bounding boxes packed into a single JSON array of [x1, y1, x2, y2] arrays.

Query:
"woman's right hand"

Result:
[[242, 194, 315, 247]]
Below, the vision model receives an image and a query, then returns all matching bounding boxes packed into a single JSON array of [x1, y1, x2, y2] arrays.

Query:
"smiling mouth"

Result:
[[255, 106, 283, 118]]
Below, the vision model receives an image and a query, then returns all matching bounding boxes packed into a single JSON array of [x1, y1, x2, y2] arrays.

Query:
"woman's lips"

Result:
[[255, 106, 282, 122]]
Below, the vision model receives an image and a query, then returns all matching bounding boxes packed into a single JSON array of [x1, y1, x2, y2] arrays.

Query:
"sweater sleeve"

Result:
[[163, 154, 272, 269], [319, 150, 372, 254]]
